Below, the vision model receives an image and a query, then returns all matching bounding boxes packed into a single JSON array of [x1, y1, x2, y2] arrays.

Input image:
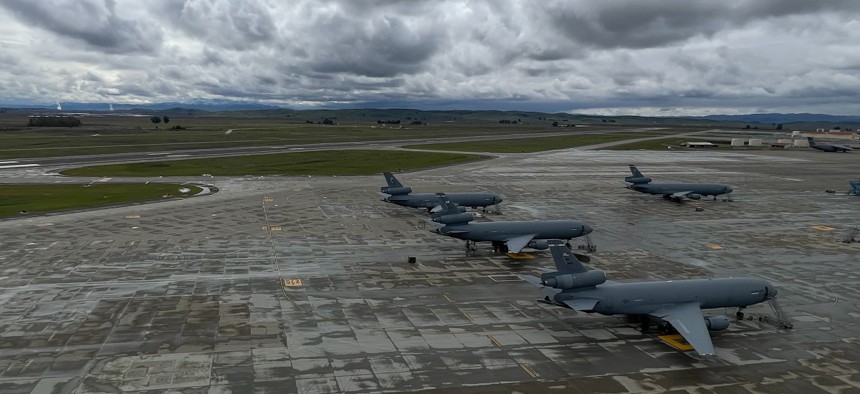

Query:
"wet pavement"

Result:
[[1, 147, 859, 393]]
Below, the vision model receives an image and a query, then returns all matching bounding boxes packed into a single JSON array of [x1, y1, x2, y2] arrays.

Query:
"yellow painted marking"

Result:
[[658, 334, 694, 351], [506, 252, 535, 260], [36, 222, 54, 227], [488, 335, 501, 347], [443, 294, 453, 303], [282, 278, 303, 287], [269, 226, 282, 232], [426, 279, 435, 286], [512, 187, 525, 192], [412, 265, 421, 272], [263, 196, 274, 202], [812, 225, 836, 231], [705, 243, 723, 250], [463, 312, 475, 323], [519, 363, 539, 378], [125, 215, 140, 219]]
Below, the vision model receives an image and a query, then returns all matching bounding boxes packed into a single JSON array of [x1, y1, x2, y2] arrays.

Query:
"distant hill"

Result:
[[3, 102, 858, 129], [694, 113, 860, 124]]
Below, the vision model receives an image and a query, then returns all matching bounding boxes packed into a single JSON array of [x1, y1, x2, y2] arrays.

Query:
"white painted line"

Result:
[[488, 274, 521, 282], [0, 164, 40, 169]]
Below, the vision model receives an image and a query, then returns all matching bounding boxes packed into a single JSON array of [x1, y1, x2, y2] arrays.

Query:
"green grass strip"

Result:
[[1, 183, 202, 218], [60, 149, 486, 177]]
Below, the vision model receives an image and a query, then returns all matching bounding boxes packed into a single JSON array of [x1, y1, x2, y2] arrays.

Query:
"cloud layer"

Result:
[[1, 0, 859, 114]]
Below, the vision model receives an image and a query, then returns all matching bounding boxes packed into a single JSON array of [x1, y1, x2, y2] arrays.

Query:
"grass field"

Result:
[[60, 149, 486, 177], [0, 183, 203, 218], [0, 111, 588, 159], [402, 132, 671, 153]]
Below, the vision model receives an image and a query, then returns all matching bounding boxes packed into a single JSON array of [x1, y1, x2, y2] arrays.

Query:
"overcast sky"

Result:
[[1, 0, 859, 115]]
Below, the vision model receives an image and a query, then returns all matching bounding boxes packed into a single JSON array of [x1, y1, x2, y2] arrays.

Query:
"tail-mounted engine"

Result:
[[541, 270, 606, 289], [624, 176, 652, 184], [432, 212, 474, 225], [381, 186, 412, 195]]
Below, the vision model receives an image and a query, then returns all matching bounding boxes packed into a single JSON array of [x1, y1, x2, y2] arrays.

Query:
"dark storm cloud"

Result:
[[158, 0, 278, 50], [0, 0, 162, 54], [546, 0, 860, 49], [1, 0, 859, 115], [290, 10, 443, 78]]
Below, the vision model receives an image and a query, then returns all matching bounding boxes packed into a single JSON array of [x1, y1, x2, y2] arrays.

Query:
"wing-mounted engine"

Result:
[[432, 212, 474, 225], [527, 240, 550, 250], [541, 270, 606, 289], [381, 186, 412, 195], [686, 193, 702, 200], [704, 315, 730, 331], [624, 176, 652, 184]]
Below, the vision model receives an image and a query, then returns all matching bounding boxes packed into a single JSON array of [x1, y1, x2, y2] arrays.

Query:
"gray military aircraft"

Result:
[[625, 165, 733, 202], [431, 193, 593, 253], [520, 243, 787, 356], [808, 137, 853, 152], [381, 172, 503, 212]]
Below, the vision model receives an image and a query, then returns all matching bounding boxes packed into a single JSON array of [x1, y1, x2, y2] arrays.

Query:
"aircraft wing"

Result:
[[671, 191, 695, 199], [505, 234, 537, 253], [429, 204, 444, 213], [649, 302, 715, 356]]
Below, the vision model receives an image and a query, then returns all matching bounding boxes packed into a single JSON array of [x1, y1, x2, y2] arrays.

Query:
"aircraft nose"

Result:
[[767, 285, 778, 299], [493, 194, 503, 204], [726, 186, 733, 194], [582, 223, 593, 235]]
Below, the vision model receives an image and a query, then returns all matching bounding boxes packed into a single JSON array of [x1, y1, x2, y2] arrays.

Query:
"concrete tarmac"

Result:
[[1, 146, 859, 393]]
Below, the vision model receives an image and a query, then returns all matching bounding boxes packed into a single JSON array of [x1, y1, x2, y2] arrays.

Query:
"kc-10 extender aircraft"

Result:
[[520, 243, 790, 356], [808, 137, 854, 152], [625, 165, 734, 202], [380, 172, 503, 213], [431, 193, 593, 253]]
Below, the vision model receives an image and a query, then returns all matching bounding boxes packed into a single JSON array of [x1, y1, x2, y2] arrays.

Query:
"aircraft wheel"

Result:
[[736, 311, 745, 320]]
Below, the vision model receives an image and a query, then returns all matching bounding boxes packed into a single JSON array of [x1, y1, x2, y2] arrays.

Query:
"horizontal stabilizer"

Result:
[[518, 275, 561, 299], [561, 298, 599, 311]]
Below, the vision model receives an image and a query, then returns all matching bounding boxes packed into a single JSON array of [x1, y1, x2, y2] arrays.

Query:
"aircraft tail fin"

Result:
[[431, 193, 475, 224], [806, 137, 816, 145], [435, 193, 462, 215], [549, 243, 588, 274], [625, 164, 652, 184], [383, 172, 403, 187], [381, 172, 412, 195]]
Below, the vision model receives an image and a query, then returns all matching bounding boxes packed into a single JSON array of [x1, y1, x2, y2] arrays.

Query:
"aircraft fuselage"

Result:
[[628, 183, 732, 197], [385, 192, 502, 209], [555, 277, 772, 315], [438, 220, 592, 242]]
